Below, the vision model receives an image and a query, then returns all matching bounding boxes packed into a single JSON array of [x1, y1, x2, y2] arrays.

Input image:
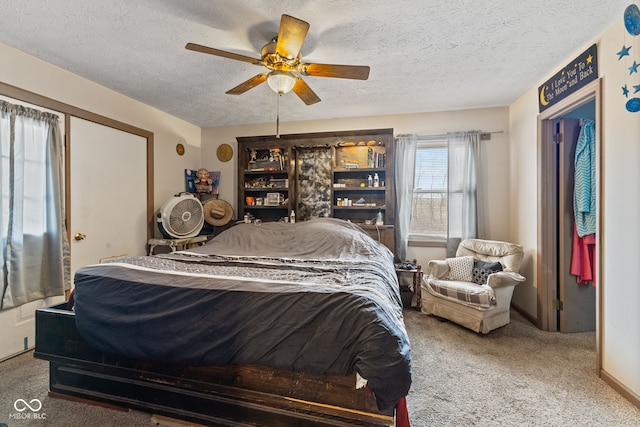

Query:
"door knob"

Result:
[[74, 233, 87, 241]]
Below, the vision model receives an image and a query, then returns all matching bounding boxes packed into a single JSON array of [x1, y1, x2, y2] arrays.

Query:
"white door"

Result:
[[70, 117, 148, 275]]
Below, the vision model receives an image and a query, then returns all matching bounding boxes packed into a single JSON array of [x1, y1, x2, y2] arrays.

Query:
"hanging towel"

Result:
[[574, 119, 596, 237]]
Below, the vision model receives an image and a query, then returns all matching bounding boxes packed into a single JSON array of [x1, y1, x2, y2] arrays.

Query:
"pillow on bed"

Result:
[[446, 256, 474, 281], [471, 259, 503, 285]]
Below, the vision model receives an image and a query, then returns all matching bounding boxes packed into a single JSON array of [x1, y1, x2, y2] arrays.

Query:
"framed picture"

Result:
[[185, 169, 221, 194]]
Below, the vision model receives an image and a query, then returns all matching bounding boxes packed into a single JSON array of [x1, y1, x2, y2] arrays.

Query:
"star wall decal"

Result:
[[617, 45, 631, 59], [622, 6, 640, 113]]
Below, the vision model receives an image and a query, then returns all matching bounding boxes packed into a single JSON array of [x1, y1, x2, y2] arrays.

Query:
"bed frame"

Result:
[[34, 303, 394, 426]]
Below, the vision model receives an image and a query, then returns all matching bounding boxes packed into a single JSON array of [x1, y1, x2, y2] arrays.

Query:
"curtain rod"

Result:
[[415, 130, 504, 142]]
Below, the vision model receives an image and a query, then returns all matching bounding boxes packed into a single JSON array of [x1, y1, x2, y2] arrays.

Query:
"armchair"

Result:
[[421, 239, 525, 334]]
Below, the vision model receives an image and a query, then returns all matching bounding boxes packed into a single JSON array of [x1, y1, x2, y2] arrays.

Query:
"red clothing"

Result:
[[571, 223, 596, 286], [396, 396, 410, 427]]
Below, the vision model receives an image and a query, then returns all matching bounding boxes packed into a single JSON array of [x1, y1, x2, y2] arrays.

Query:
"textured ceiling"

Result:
[[0, 1, 630, 128]]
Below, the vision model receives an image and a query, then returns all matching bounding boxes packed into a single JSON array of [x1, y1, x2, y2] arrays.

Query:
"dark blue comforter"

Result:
[[73, 218, 411, 411]]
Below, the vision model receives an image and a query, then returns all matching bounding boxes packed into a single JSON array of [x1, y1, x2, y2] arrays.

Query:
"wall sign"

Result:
[[538, 44, 598, 113]]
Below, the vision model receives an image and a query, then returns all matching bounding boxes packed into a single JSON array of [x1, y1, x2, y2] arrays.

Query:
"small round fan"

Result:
[[157, 193, 204, 239]]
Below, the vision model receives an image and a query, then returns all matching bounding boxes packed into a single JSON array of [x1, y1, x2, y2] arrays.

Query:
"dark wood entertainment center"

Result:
[[237, 128, 396, 254]]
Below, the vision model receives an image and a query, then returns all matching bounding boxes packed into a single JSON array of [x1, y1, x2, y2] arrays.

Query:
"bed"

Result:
[[35, 218, 411, 426]]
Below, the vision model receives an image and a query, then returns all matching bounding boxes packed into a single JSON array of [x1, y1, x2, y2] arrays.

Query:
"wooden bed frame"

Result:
[[34, 303, 395, 426]]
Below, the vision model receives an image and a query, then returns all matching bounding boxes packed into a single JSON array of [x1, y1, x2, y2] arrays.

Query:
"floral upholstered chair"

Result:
[[421, 239, 525, 334]]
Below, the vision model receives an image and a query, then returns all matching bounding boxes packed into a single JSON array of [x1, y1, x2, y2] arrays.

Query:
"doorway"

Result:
[[537, 79, 602, 370]]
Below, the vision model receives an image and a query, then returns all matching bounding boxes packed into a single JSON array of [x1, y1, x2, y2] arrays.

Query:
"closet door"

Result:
[[558, 118, 596, 332], [69, 117, 147, 277]]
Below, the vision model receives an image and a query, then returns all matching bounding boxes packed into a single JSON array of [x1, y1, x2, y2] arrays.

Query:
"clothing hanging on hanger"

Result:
[[571, 118, 596, 285], [574, 119, 596, 237]]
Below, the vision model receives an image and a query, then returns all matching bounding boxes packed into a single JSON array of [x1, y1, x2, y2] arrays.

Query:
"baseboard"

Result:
[[511, 303, 538, 327], [600, 369, 640, 410]]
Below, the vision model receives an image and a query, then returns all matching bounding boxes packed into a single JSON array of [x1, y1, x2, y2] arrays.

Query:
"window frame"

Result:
[[408, 140, 448, 246]]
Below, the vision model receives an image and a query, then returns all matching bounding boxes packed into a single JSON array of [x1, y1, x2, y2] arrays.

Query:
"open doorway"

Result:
[[537, 79, 602, 369]]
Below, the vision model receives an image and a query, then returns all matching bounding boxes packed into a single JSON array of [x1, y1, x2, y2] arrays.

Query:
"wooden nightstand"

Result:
[[395, 259, 422, 310]]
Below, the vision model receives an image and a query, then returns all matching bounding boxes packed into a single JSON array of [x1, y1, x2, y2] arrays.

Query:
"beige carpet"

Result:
[[1, 301, 639, 426], [403, 306, 640, 426]]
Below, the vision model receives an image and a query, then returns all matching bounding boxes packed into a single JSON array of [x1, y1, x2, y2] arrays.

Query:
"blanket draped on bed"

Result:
[[73, 218, 411, 411]]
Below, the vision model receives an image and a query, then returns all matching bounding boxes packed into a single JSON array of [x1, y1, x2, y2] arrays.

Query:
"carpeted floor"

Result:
[[1, 299, 639, 426], [402, 306, 640, 426]]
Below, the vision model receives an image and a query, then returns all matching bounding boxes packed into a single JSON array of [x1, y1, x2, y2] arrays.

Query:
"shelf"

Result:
[[244, 170, 288, 175], [244, 188, 289, 192], [333, 187, 385, 191], [334, 205, 386, 210], [357, 224, 394, 230], [333, 167, 386, 173], [244, 205, 288, 209]]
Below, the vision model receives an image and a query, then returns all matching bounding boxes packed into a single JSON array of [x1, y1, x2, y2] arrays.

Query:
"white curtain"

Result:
[[0, 101, 70, 309], [394, 134, 417, 262], [446, 131, 481, 257]]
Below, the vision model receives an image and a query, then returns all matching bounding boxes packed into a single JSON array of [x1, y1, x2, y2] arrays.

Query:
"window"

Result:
[[1, 122, 49, 237], [410, 141, 447, 241]]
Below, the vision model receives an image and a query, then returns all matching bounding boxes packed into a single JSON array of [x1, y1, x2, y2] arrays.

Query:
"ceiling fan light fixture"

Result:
[[267, 71, 296, 94]]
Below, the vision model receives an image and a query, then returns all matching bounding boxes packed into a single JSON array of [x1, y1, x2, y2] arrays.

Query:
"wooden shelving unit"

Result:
[[236, 128, 395, 253]]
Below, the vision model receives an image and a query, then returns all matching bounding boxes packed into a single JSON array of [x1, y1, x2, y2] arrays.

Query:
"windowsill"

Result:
[[408, 238, 446, 248]]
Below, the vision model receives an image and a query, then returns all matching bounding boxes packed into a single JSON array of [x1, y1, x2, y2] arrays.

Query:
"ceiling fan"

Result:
[[185, 14, 370, 105]]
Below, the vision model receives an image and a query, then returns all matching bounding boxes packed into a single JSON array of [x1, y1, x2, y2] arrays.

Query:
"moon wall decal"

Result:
[[539, 86, 550, 106]]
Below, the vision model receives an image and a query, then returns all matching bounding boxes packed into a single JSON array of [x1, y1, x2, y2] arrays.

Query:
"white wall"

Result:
[[509, 18, 640, 400], [0, 41, 202, 211], [508, 86, 541, 318], [202, 107, 511, 266], [599, 18, 640, 400]]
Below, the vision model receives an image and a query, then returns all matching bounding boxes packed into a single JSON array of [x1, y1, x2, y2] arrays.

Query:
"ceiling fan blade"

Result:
[[292, 78, 321, 105], [275, 14, 310, 59], [186, 42, 261, 65], [301, 63, 370, 80], [226, 74, 268, 95]]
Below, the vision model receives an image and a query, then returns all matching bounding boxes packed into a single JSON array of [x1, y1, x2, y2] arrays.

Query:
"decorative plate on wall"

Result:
[[176, 139, 185, 156], [217, 143, 233, 162]]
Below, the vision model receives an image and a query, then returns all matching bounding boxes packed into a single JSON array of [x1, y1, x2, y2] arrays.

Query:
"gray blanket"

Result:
[[73, 218, 411, 411]]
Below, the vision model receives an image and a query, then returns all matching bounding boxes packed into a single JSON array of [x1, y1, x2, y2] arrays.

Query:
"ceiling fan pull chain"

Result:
[[276, 93, 281, 139]]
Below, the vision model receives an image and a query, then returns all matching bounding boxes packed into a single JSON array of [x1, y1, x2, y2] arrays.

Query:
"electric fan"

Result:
[[157, 193, 204, 239]]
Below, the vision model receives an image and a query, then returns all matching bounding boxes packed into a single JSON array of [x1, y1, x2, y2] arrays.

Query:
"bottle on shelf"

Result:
[[290, 210, 296, 223], [376, 210, 384, 226], [367, 175, 373, 187], [373, 173, 379, 188]]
